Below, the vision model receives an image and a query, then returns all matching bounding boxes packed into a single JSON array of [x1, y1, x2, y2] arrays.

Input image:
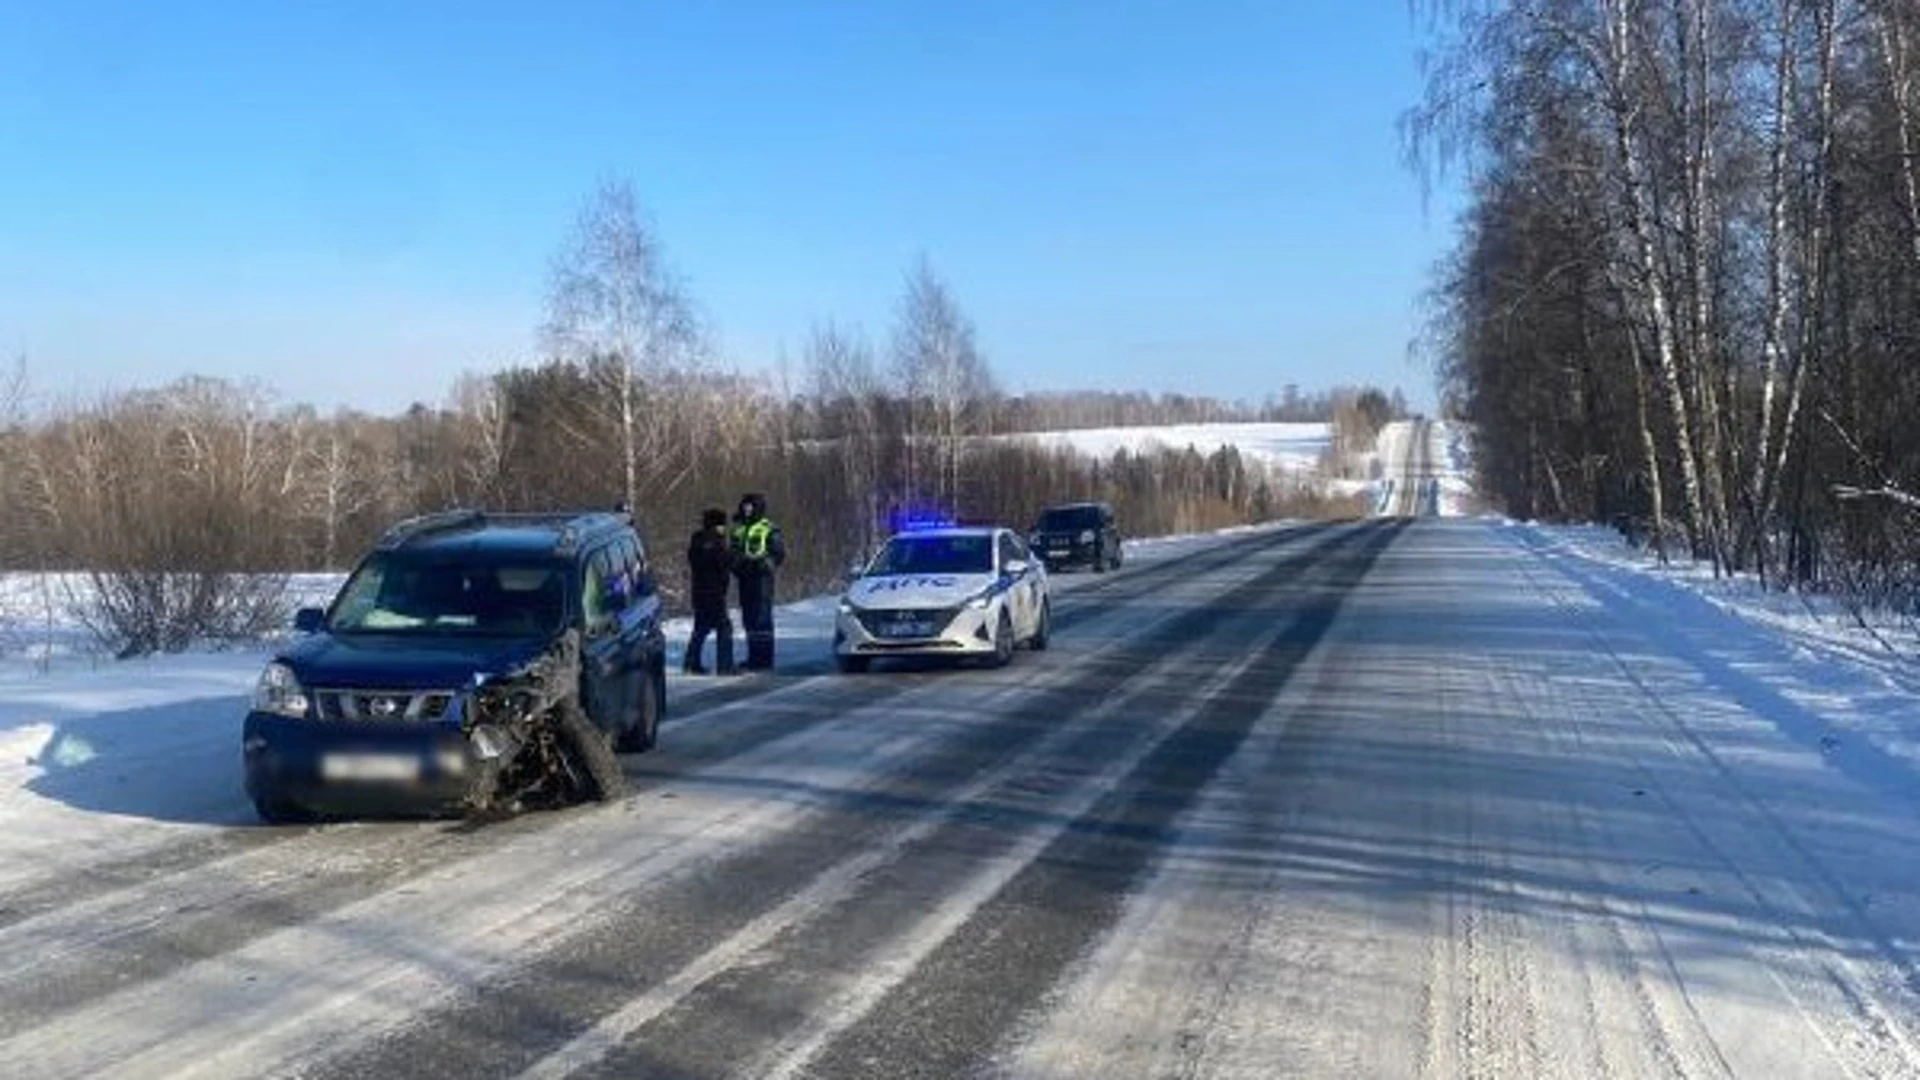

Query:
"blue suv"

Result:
[[242, 509, 667, 823]]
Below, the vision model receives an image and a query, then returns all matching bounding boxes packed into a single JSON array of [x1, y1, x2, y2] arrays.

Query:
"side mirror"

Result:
[[846, 560, 867, 580], [601, 578, 630, 613], [293, 607, 326, 634], [1005, 559, 1031, 577]]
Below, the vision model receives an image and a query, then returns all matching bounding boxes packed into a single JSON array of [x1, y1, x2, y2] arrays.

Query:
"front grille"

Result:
[[857, 640, 965, 652], [855, 607, 960, 638], [314, 689, 456, 722]]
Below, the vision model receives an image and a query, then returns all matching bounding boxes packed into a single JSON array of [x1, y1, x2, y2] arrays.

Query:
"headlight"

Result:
[[253, 662, 310, 718], [1078, 530, 1096, 543], [837, 598, 857, 615], [964, 588, 994, 611]]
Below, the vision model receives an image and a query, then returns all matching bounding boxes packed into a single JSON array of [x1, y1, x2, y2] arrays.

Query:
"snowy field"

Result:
[[1013, 421, 1331, 474]]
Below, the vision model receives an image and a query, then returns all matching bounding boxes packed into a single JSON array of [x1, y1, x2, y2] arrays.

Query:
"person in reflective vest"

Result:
[[730, 492, 786, 670]]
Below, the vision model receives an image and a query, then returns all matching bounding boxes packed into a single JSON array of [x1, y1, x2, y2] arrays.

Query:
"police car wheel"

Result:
[[992, 611, 1015, 667], [1029, 601, 1051, 651]]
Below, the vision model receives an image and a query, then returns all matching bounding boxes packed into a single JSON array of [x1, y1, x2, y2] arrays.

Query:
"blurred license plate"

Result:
[[882, 620, 935, 638], [321, 753, 421, 782]]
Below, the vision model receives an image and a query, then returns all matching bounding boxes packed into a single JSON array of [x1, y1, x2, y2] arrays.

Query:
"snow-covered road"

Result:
[[1376, 417, 1439, 517], [4, 519, 1919, 1078]]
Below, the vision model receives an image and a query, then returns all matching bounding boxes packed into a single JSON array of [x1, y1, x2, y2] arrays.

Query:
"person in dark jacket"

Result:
[[730, 492, 786, 671], [684, 507, 737, 675]]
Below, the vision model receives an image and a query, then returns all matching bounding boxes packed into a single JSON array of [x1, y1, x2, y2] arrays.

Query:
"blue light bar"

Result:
[[898, 515, 956, 532], [887, 504, 957, 533]]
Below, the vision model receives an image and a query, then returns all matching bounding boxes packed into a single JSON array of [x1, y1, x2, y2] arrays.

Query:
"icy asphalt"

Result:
[[3, 517, 1920, 1078]]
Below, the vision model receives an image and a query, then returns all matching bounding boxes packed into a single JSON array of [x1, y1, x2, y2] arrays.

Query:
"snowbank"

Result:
[[1516, 520, 1920, 779]]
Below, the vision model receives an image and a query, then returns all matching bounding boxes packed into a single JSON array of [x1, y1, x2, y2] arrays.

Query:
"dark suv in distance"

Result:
[[241, 509, 666, 823], [1029, 501, 1123, 572]]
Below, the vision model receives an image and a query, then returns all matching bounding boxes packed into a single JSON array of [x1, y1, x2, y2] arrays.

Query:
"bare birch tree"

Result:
[[806, 322, 887, 549], [890, 257, 996, 510], [543, 179, 701, 511]]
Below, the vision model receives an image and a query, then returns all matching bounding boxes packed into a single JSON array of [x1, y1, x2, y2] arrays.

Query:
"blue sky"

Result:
[[0, 1, 1459, 414]]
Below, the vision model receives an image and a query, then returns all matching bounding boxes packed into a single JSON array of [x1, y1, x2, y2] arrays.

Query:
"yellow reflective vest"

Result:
[[734, 519, 774, 561]]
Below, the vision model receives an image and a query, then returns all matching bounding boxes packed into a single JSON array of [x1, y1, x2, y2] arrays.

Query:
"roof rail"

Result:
[[376, 508, 633, 553], [377, 509, 487, 548], [548, 511, 630, 555]]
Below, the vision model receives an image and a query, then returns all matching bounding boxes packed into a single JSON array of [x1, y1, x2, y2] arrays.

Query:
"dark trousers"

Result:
[[737, 571, 775, 669], [685, 604, 734, 673]]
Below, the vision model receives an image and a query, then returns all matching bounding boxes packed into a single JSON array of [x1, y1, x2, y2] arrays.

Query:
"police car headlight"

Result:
[[253, 662, 310, 719], [837, 597, 859, 615], [964, 588, 994, 611]]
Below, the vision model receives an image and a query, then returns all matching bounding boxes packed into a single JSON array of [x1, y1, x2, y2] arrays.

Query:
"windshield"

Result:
[[868, 535, 995, 576], [328, 553, 569, 636], [1038, 506, 1102, 531]]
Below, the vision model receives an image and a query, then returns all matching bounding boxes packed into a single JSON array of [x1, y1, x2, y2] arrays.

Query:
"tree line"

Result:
[[1412, 0, 1920, 616], [0, 182, 1390, 654], [986, 385, 1411, 432]]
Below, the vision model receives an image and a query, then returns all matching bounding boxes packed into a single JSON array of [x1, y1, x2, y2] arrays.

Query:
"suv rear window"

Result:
[[329, 553, 569, 636], [1038, 506, 1103, 531]]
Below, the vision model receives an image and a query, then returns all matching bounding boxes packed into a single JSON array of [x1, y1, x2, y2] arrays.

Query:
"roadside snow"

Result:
[[1433, 422, 1477, 516], [1516, 522, 1920, 779]]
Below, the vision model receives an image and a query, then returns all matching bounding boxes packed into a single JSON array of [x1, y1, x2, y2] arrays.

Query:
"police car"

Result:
[[834, 524, 1051, 673]]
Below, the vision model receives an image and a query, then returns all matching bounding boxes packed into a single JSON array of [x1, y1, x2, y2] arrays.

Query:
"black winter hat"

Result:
[[701, 507, 728, 529]]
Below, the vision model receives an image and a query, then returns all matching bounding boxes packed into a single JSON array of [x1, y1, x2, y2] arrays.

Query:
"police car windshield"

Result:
[[870, 535, 994, 576], [328, 553, 569, 637]]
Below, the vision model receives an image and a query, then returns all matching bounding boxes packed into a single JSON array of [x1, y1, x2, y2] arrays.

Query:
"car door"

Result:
[[998, 531, 1038, 637], [1013, 533, 1046, 626], [577, 545, 631, 735], [614, 536, 663, 711]]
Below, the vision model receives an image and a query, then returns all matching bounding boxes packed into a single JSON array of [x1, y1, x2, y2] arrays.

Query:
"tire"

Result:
[[253, 796, 316, 826], [556, 700, 627, 802], [616, 669, 662, 753], [1092, 553, 1108, 574], [1029, 600, 1051, 651], [992, 610, 1015, 667], [837, 654, 872, 674]]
